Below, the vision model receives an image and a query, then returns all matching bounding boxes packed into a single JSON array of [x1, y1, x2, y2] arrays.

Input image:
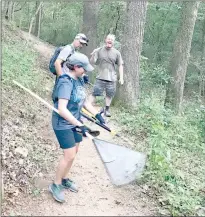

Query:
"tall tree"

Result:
[[28, 2, 43, 37], [165, 2, 200, 112], [115, 1, 148, 107], [34, 1, 42, 38], [82, 1, 99, 58], [4, 1, 14, 21], [200, 14, 205, 98]]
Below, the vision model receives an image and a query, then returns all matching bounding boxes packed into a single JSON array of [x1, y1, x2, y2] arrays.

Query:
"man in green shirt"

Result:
[[89, 34, 124, 117]]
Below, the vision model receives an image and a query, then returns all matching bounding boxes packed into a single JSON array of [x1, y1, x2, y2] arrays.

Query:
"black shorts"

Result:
[[92, 79, 116, 98], [54, 128, 82, 149]]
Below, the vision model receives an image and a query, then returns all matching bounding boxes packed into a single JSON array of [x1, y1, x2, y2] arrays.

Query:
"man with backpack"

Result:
[[89, 34, 124, 117], [49, 33, 89, 77]]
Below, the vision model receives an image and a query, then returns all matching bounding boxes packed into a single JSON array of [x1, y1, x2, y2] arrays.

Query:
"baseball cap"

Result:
[[75, 33, 89, 46], [68, 52, 94, 72]]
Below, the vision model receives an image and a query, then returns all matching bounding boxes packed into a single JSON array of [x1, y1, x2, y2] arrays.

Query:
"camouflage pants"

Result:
[[92, 79, 116, 98]]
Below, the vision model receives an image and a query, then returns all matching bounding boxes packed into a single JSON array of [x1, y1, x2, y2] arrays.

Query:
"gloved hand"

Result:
[[95, 113, 105, 124], [83, 74, 89, 84], [77, 125, 89, 137]]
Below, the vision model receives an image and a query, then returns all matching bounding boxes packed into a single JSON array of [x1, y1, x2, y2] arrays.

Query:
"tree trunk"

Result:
[[4, 1, 14, 21], [28, 2, 43, 37], [165, 2, 200, 112], [114, 1, 148, 107], [37, 5, 42, 38], [10, 2, 15, 22], [82, 1, 99, 79], [34, 1, 42, 37], [200, 15, 205, 98], [4, 1, 10, 20], [51, 7, 57, 44]]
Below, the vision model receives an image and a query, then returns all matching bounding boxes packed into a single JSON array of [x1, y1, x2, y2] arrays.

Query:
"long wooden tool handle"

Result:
[[13, 80, 94, 140], [13, 80, 59, 114]]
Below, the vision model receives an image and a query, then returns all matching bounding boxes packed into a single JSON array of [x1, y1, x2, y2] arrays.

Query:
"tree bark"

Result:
[[165, 2, 200, 112], [82, 1, 99, 67], [114, 1, 148, 107]]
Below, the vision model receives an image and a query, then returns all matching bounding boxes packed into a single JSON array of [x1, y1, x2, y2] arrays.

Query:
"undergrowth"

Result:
[[111, 63, 205, 216]]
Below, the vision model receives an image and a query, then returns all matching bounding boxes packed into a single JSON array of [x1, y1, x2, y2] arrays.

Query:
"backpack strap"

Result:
[[64, 44, 75, 63], [52, 74, 73, 104]]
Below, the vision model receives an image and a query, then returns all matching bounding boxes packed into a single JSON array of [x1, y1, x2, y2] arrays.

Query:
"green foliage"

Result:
[[40, 2, 83, 45], [143, 2, 181, 62], [140, 60, 170, 88], [13, 2, 83, 46], [97, 1, 126, 43], [2, 33, 38, 88], [112, 61, 205, 216], [112, 95, 205, 216]]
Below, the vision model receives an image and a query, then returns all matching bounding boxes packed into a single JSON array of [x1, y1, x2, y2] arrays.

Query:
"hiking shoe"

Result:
[[104, 110, 111, 117], [49, 183, 65, 203], [62, 178, 78, 193]]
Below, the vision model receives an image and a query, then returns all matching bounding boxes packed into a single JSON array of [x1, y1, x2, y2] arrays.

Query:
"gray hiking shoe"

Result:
[[62, 178, 78, 193], [104, 110, 111, 117], [100, 107, 111, 117], [49, 183, 65, 203]]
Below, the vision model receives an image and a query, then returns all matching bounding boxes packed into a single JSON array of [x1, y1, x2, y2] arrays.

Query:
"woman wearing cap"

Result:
[[49, 52, 105, 203]]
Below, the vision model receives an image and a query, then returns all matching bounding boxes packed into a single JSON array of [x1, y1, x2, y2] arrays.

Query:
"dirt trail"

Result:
[[3, 30, 157, 216], [7, 121, 156, 216]]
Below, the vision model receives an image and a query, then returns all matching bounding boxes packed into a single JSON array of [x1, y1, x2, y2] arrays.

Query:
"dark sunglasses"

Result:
[[81, 37, 89, 43], [76, 65, 83, 68], [80, 42, 86, 46]]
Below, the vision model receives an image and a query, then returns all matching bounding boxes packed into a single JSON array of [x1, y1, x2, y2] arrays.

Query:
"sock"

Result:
[[105, 106, 109, 111]]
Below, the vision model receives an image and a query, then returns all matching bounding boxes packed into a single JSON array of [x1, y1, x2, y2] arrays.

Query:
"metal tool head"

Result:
[[93, 138, 146, 186]]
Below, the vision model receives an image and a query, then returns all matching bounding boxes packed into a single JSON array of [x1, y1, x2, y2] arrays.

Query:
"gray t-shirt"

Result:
[[57, 44, 75, 74], [52, 75, 86, 130], [91, 46, 123, 82]]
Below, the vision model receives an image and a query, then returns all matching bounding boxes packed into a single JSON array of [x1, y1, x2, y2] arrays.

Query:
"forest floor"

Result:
[[2, 23, 157, 216]]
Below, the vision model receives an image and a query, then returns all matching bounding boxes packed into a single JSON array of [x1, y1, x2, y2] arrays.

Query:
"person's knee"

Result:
[[106, 83, 116, 98], [106, 88, 116, 98], [63, 148, 76, 162]]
